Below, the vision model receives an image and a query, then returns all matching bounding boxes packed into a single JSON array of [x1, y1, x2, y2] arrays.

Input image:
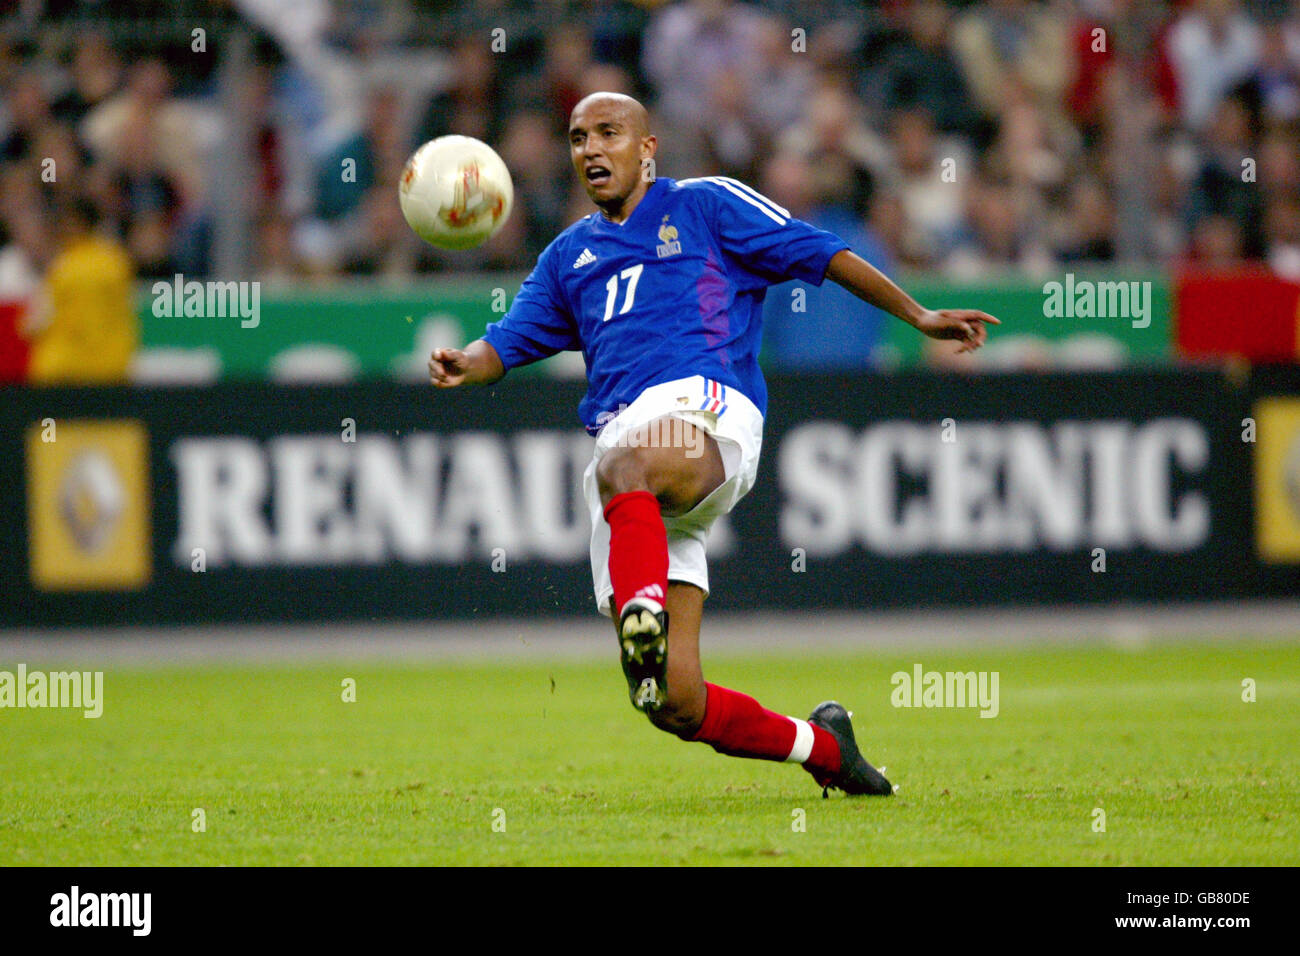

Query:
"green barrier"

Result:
[[889, 272, 1171, 365], [137, 272, 1170, 379], [138, 278, 526, 380]]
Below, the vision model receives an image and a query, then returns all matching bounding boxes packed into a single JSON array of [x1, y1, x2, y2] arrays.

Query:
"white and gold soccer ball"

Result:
[[398, 135, 514, 250]]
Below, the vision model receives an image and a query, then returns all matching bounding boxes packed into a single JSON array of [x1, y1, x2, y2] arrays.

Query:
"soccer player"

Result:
[[429, 92, 998, 796]]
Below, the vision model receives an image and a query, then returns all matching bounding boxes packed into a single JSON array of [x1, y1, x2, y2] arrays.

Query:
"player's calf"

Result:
[[641, 665, 706, 737]]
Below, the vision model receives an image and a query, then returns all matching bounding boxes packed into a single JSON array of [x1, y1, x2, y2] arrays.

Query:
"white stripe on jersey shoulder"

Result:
[[678, 175, 790, 224], [707, 175, 792, 219]]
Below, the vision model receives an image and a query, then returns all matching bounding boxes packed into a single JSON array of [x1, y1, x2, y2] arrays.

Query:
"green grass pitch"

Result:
[[1, 641, 1296, 865]]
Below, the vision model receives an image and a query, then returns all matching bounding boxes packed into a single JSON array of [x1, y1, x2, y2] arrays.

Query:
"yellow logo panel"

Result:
[[26, 419, 151, 590], [1254, 398, 1300, 562]]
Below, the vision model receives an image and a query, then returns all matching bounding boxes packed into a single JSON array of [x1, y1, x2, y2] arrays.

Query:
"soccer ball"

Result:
[[398, 135, 514, 250]]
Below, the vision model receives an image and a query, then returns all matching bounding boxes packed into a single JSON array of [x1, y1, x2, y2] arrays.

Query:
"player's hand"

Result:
[[914, 309, 1000, 353], [429, 347, 471, 387]]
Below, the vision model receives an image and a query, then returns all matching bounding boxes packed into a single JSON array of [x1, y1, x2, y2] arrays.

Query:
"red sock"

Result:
[[691, 683, 841, 774], [804, 723, 842, 779], [603, 490, 668, 613]]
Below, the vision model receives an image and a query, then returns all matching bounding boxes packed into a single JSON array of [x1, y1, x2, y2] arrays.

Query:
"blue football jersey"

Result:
[[483, 176, 849, 433]]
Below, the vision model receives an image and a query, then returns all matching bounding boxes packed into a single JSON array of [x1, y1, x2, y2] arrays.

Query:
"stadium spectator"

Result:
[[1253, 15, 1300, 124], [695, 65, 763, 181], [535, 21, 597, 126], [775, 79, 888, 217], [651, 13, 808, 184], [880, 107, 968, 265], [25, 197, 137, 385], [341, 183, 421, 280], [1167, 0, 1261, 131], [1066, 0, 1179, 144], [747, 14, 814, 142], [0, 165, 52, 284], [1258, 129, 1300, 200], [242, 60, 291, 215], [585, 0, 652, 88], [252, 211, 309, 285], [499, 109, 572, 261], [868, 187, 933, 271], [0, 214, 43, 300], [0, 29, 19, 90], [950, 0, 1071, 131], [641, 0, 770, 171], [1087, 28, 1171, 264], [52, 31, 122, 129], [944, 174, 1053, 279], [1143, 144, 1193, 265], [1053, 176, 1117, 263], [30, 120, 86, 197], [81, 59, 204, 207], [579, 61, 637, 100], [234, 0, 369, 226], [1187, 212, 1247, 269], [1185, 93, 1266, 259], [870, 0, 977, 138], [413, 36, 506, 149], [363, 86, 409, 193], [1, 70, 58, 167], [981, 84, 1073, 233], [103, 117, 184, 280], [1265, 193, 1300, 279]]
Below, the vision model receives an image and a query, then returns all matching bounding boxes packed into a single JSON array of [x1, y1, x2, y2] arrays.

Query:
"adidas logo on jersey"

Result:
[[573, 248, 597, 269]]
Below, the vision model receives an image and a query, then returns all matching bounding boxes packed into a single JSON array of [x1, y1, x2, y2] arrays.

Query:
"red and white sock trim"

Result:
[[783, 717, 815, 764]]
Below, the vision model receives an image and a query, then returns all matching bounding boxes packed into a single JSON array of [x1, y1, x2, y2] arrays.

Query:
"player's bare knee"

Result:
[[595, 447, 650, 504]]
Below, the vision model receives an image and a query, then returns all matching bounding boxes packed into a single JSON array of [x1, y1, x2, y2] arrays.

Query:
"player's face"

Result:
[[569, 105, 653, 213]]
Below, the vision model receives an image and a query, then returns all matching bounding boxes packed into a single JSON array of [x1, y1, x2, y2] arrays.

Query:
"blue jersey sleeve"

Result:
[[683, 176, 849, 286], [482, 244, 580, 370]]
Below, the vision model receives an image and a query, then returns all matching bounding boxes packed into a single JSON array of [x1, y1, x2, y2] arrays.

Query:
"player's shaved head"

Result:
[[570, 92, 650, 138], [568, 91, 657, 222]]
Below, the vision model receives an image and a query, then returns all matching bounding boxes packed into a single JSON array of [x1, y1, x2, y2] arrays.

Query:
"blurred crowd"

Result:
[[2, 0, 1299, 295]]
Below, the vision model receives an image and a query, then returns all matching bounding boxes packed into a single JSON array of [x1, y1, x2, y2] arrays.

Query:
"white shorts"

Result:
[[583, 375, 764, 617]]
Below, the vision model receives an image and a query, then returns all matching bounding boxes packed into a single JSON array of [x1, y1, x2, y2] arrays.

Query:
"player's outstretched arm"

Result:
[[824, 249, 1000, 354], [428, 340, 506, 388]]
